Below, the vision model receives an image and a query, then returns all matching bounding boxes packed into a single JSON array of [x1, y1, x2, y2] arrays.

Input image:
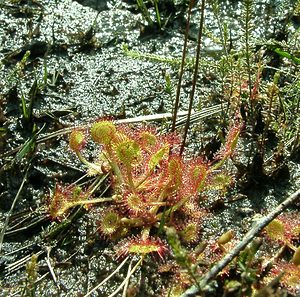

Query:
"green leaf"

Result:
[[273, 48, 300, 64], [148, 145, 169, 171]]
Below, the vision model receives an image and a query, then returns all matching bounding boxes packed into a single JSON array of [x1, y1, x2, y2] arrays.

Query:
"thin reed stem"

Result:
[[171, 0, 195, 132], [180, 0, 206, 155]]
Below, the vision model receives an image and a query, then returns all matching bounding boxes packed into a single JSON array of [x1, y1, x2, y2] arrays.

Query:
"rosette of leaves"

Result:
[[61, 118, 242, 264]]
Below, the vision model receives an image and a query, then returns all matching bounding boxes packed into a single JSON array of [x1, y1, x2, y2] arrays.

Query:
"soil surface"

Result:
[[0, 1, 299, 296]]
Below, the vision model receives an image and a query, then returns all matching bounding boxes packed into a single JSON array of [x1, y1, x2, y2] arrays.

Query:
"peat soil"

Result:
[[0, 0, 299, 296]]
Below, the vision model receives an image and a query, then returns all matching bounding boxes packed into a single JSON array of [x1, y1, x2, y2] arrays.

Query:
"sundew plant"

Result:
[[46, 114, 300, 296], [49, 118, 241, 250], [45, 117, 243, 294]]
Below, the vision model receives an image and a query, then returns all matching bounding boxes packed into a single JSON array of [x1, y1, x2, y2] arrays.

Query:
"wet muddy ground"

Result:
[[0, 0, 299, 296]]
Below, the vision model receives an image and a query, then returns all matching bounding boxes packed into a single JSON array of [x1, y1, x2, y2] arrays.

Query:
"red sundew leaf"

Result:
[[114, 123, 138, 141], [98, 208, 121, 238], [69, 129, 86, 152], [47, 184, 87, 221], [115, 139, 141, 166], [206, 172, 233, 194], [267, 262, 300, 294], [90, 120, 117, 145], [180, 198, 209, 220], [183, 158, 209, 195], [161, 132, 182, 152], [135, 126, 159, 149], [264, 212, 300, 244], [166, 156, 184, 190], [264, 219, 286, 242], [178, 220, 201, 243], [122, 191, 152, 216], [214, 117, 243, 162], [115, 236, 169, 261]]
